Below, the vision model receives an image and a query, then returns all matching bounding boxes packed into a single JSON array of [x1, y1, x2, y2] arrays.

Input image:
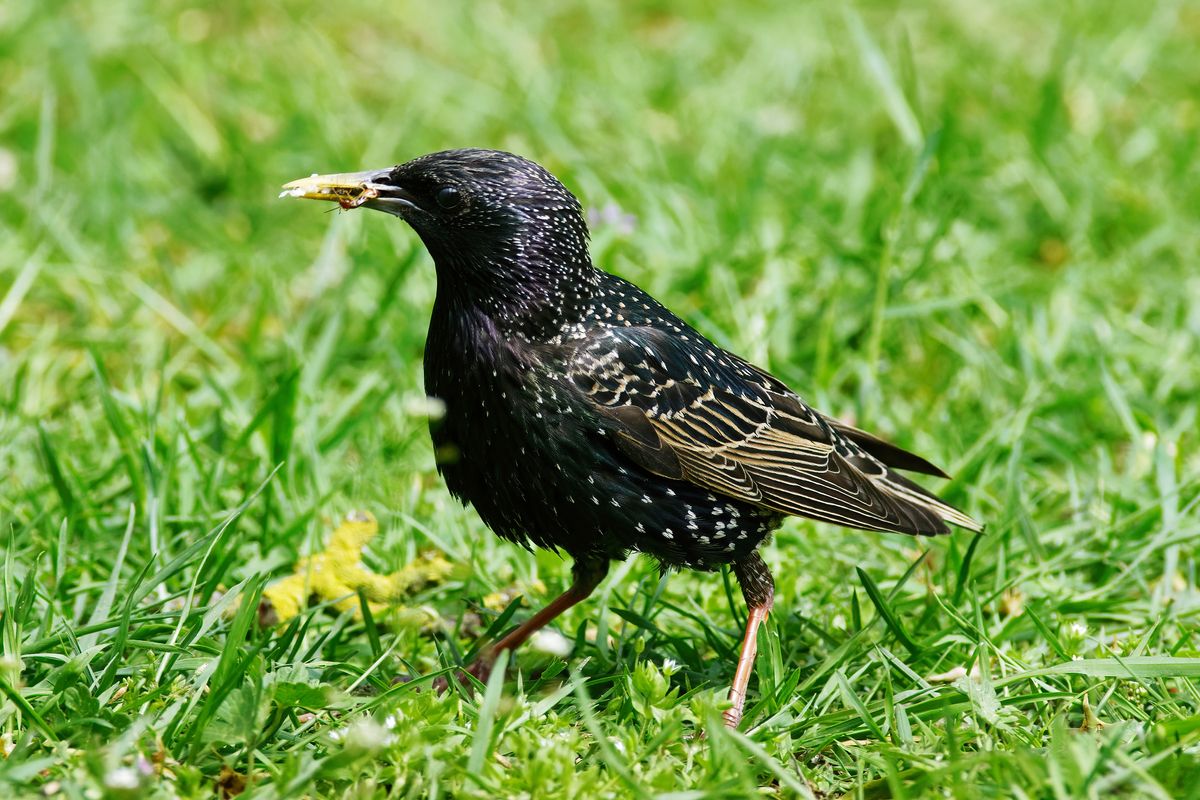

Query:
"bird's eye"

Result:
[[435, 186, 462, 210]]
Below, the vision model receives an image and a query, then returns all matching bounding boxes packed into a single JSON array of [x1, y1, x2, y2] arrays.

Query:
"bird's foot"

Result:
[[722, 704, 743, 729], [431, 656, 496, 693], [692, 704, 740, 740], [723, 682, 749, 729]]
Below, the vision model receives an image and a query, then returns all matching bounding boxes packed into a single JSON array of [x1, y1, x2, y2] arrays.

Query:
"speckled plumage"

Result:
[[286, 149, 981, 725], [384, 150, 980, 569]]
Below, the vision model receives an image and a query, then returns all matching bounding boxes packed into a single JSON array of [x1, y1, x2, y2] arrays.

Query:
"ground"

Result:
[[1, 0, 1199, 797]]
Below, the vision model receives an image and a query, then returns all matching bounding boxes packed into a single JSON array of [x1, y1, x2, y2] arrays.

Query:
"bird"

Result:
[[282, 149, 981, 728]]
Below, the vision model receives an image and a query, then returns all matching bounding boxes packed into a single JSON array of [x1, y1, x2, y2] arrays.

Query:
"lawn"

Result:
[[2, 0, 1199, 796]]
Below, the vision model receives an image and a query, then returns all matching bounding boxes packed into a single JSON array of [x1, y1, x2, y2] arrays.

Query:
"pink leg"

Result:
[[723, 552, 775, 728]]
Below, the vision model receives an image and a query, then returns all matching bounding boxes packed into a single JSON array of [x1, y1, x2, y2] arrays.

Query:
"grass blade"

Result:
[[466, 649, 509, 776], [857, 566, 920, 655]]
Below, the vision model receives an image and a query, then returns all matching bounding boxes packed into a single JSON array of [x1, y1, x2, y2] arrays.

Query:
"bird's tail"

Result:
[[878, 470, 983, 535]]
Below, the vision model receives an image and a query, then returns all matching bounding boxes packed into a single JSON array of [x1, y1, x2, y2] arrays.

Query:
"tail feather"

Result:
[[825, 416, 952, 479], [879, 470, 984, 534]]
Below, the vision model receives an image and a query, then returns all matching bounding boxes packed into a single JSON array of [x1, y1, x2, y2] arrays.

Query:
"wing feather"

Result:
[[578, 327, 981, 535]]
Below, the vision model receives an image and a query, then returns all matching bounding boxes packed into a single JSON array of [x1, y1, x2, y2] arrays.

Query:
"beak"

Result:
[[279, 168, 415, 214]]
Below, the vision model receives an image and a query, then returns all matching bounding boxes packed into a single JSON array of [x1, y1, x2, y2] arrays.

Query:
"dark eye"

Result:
[[435, 186, 462, 210]]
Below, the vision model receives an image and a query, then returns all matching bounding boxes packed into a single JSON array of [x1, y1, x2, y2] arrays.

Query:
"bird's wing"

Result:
[[737, 361, 950, 478], [566, 326, 980, 535]]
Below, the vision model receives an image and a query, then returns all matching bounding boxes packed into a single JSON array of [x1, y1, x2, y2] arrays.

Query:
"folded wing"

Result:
[[567, 327, 981, 536]]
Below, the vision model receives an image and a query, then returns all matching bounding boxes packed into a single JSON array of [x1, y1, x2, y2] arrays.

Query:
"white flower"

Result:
[[341, 718, 396, 753], [530, 629, 572, 657], [1068, 622, 1089, 638], [104, 768, 140, 791]]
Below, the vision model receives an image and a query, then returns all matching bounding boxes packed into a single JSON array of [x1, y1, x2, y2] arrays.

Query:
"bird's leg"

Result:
[[724, 551, 775, 728], [482, 556, 608, 660], [439, 557, 609, 689]]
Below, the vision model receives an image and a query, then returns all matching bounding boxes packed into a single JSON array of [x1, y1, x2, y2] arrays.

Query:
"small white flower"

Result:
[[1068, 621, 1089, 638], [341, 718, 396, 753], [104, 767, 140, 791], [383, 714, 397, 730], [530, 629, 572, 657]]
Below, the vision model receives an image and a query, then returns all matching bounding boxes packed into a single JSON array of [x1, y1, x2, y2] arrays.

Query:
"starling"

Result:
[[283, 149, 981, 727]]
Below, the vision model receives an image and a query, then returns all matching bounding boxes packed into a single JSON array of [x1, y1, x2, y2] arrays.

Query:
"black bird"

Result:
[[283, 149, 981, 727]]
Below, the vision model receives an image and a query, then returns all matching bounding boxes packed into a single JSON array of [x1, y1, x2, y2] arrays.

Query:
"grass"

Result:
[[2, 0, 1200, 796]]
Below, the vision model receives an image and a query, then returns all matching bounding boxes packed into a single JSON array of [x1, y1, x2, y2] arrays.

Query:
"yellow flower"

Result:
[[261, 511, 454, 627]]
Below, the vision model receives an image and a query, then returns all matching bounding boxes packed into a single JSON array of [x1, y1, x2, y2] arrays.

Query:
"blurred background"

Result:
[[1, 0, 1199, 795]]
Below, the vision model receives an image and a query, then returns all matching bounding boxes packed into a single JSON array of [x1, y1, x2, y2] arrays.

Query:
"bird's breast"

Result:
[[422, 308, 600, 548]]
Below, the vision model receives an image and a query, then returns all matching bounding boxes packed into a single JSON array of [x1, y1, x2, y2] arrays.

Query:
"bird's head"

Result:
[[283, 150, 596, 324]]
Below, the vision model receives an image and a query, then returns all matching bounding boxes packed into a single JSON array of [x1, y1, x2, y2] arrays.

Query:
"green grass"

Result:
[[2, 0, 1200, 796]]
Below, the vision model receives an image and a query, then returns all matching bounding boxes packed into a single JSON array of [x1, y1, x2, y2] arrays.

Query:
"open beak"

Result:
[[280, 168, 415, 213]]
